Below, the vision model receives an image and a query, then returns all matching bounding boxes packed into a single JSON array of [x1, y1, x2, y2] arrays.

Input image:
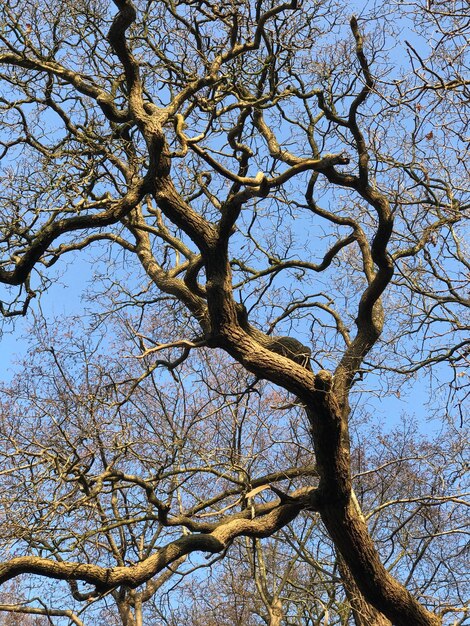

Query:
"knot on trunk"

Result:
[[314, 369, 333, 392]]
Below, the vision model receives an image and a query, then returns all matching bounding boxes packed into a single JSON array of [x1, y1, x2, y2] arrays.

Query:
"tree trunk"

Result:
[[338, 555, 392, 626], [306, 392, 441, 626], [268, 597, 284, 626]]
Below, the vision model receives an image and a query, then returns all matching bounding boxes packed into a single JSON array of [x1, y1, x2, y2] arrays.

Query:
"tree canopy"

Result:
[[0, 0, 468, 625]]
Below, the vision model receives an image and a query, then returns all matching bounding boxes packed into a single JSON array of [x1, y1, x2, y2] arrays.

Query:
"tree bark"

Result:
[[306, 390, 441, 626], [338, 555, 392, 626], [268, 597, 284, 626]]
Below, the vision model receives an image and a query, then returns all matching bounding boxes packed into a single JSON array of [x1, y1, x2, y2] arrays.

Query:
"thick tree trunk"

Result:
[[306, 388, 442, 626], [321, 501, 441, 625], [338, 555, 392, 626]]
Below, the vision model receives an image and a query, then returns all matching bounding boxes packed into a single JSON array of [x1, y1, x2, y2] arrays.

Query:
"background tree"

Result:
[[0, 0, 468, 624], [0, 316, 320, 625], [1, 316, 466, 625]]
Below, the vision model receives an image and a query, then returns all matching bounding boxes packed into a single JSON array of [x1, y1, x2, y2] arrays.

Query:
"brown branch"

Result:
[[0, 491, 316, 592], [0, 183, 146, 287], [0, 54, 128, 123], [0, 604, 85, 626]]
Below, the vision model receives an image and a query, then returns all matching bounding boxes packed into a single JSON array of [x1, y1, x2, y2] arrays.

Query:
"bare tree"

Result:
[[0, 316, 320, 624], [168, 410, 468, 626], [0, 0, 468, 624]]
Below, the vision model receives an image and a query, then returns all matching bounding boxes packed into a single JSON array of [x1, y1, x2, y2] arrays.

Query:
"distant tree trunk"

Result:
[[268, 597, 284, 626]]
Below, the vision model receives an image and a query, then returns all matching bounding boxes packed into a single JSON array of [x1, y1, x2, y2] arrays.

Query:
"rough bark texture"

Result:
[[338, 555, 393, 626], [304, 395, 441, 626]]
